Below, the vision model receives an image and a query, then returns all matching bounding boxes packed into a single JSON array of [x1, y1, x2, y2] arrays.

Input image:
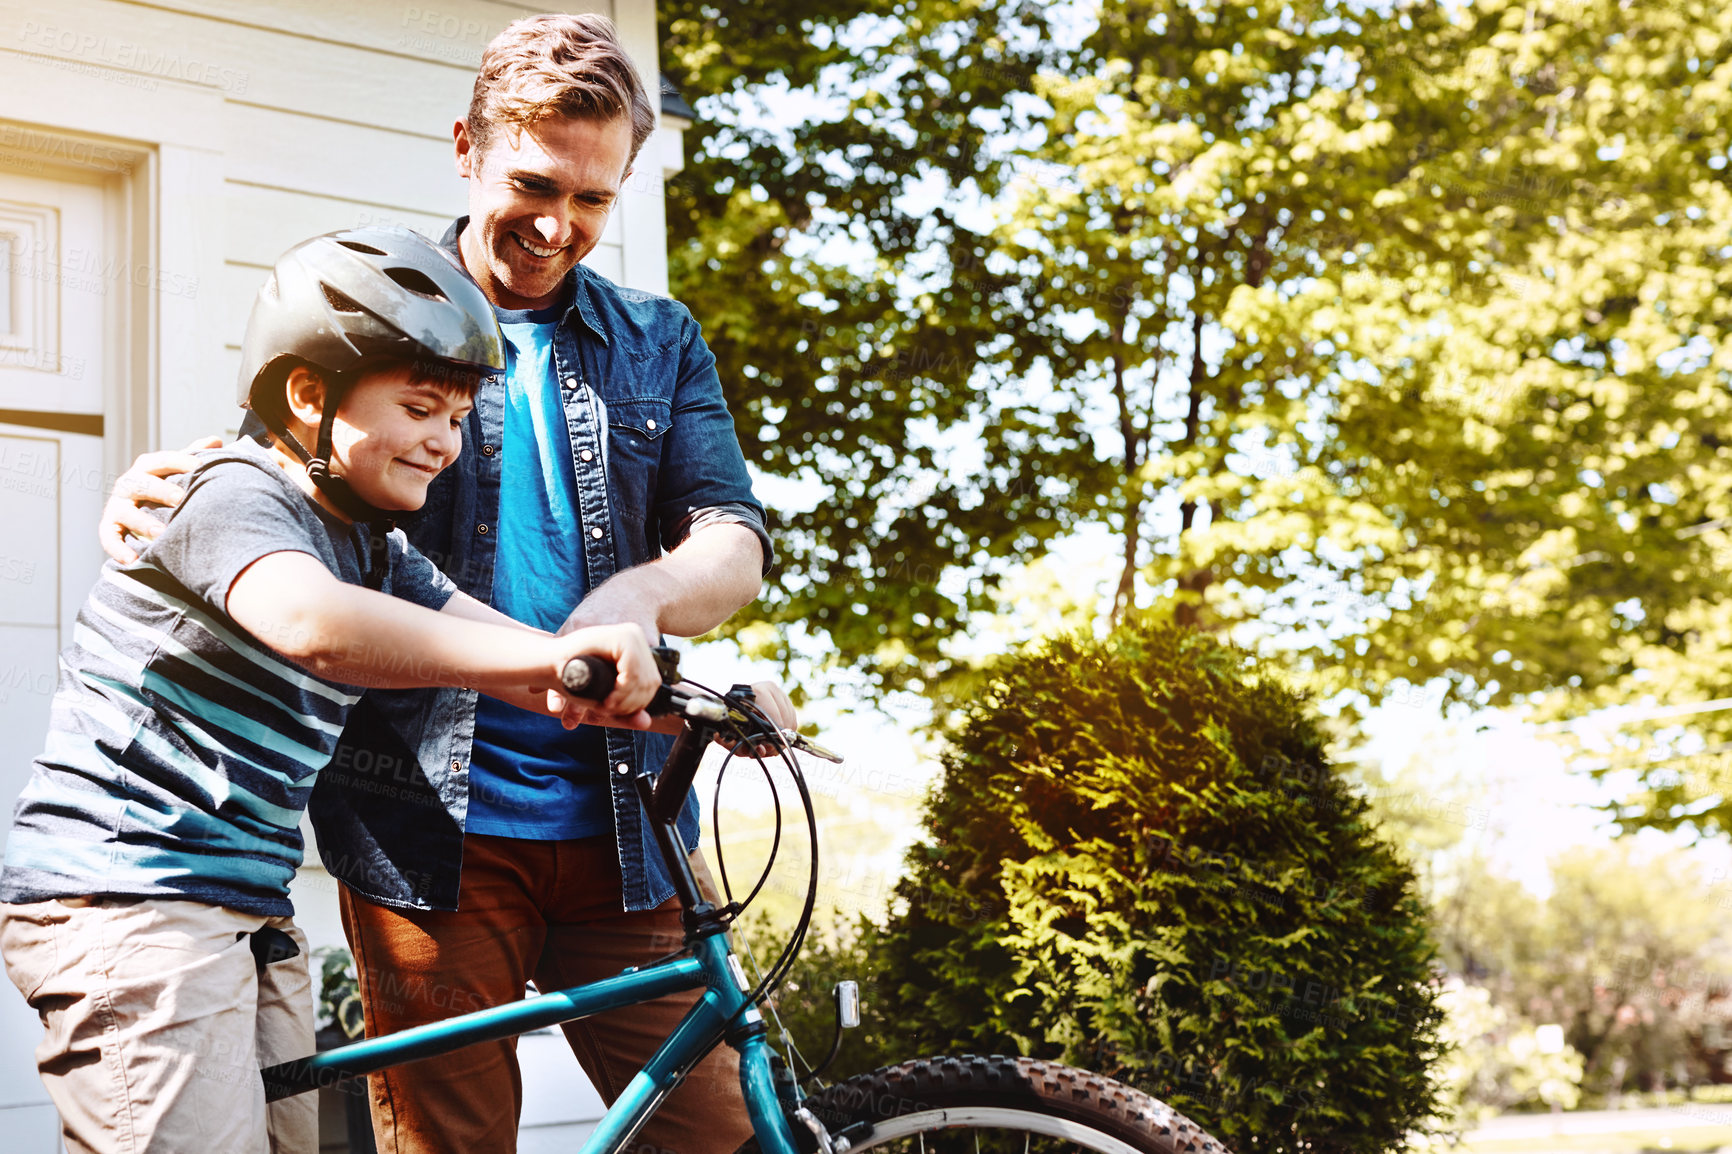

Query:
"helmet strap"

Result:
[[299, 397, 400, 588], [271, 426, 317, 467]]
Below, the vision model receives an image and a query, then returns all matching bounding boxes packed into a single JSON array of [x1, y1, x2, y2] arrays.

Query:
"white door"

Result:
[[0, 158, 115, 1151], [0, 162, 110, 821]]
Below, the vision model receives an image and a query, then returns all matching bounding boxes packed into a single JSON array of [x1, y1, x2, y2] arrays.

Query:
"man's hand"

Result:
[[100, 436, 224, 563], [744, 680, 796, 734], [734, 679, 798, 759], [553, 570, 661, 728]]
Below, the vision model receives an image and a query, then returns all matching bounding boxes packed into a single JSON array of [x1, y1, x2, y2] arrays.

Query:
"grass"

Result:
[[1462, 1124, 1732, 1154]]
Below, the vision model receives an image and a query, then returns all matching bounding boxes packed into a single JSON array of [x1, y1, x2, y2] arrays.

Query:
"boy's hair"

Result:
[[466, 14, 655, 169], [252, 356, 485, 444]]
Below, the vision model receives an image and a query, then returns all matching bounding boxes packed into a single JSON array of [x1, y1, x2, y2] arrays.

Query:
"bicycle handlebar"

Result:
[[556, 652, 843, 763], [558, 655, 618, 701], [557, 649, 837, 1009]]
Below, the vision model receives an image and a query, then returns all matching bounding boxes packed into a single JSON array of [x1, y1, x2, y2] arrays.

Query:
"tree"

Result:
[[1424, 981, 1584, 1133], [663, 0, 1732, 839], [659, 0, 1492, 691], [848, 620, 1443, 1153], [1371, 788, 1732, 1100], [1257, 0, 1732, 729], [661, 0, 1070, 689], [1521, 846, 1732, 1096], [1352, 733, 1732, 1098]]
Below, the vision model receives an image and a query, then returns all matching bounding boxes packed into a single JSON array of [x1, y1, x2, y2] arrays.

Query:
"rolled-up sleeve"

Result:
[[665, 502, 774, 575]]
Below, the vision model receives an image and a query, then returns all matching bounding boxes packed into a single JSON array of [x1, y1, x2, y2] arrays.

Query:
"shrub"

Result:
[[849, 619, 1444, 1153]]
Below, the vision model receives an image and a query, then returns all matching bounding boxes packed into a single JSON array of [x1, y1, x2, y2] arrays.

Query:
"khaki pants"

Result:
[[339, 833, 755, 1154], [0, 897, 318, 1154]]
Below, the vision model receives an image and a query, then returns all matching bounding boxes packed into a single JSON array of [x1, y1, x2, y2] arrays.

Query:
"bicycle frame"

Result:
[[261, 685, 805, 1154]]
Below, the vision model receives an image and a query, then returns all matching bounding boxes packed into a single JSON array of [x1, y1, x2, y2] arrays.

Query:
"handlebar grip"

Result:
[[559, 655, 617, 700]]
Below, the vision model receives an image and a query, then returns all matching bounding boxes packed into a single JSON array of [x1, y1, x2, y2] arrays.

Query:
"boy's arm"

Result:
[[435, 590, 797, 737], [434, 590, 601, 718], [226, 551, 658, 725], [440, 588, 540, 631]]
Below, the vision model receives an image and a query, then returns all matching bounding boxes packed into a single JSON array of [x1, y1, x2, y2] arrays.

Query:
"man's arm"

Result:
[[226, 551, 660, 725], [448, 583, 796, 735], [557, 522, 763, 641], [99, 436, 223, 562], [559, 306, 770, 643]]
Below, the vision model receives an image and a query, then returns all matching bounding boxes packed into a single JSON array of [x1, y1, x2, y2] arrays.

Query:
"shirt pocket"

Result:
[[604, 399, 674, 537], [607, 398, 674, 443]]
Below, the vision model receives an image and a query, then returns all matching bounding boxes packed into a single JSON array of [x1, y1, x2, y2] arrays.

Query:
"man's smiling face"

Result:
[[454, 113, 635, 311]]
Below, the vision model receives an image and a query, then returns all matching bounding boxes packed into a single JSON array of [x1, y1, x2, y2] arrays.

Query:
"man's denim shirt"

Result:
[[306, 218, 773, 914]]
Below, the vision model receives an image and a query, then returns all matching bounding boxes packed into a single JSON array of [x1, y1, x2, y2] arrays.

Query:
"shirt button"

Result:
[[451, 760, 462, 773], [615, 762, 630, 775], [564, 377, 579, 390], [645, 418, 657, 431], [590, 527, 604, 539], [481, 444, 495, 456], [477, 524, 489, 535], [579, 449, 593, 462]]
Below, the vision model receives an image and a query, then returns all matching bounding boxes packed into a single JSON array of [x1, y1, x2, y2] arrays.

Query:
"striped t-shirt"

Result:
[[0, 439, 455, 917]]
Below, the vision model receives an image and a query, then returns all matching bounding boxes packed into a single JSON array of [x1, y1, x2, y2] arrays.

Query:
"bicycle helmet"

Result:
[[238, 225, 505, 525]]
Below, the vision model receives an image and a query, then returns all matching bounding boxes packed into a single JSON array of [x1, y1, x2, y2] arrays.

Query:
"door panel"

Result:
[[0, 168, 107, 415], [0, 168, 115, 850]]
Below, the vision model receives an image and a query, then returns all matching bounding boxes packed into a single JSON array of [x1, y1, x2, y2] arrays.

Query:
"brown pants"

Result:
[[0, 897, 317, 1154], [339, 834, 754, 1154]]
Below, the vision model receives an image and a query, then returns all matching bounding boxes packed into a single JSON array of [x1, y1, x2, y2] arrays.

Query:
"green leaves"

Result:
[[850, 620, 1444, 1153], [666, 1, 1732, 836]]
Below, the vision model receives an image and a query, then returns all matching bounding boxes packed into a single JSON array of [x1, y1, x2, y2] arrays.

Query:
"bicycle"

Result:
[[262, 648, 1232, 1154]]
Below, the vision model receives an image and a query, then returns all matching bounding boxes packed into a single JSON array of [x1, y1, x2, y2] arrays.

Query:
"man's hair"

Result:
[[466, 14, 655, 168]]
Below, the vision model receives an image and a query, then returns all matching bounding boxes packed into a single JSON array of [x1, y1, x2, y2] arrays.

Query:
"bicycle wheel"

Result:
[[745, 1054, 1231, 1154]]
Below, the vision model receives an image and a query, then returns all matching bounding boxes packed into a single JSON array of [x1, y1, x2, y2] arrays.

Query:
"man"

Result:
[[100, 14, 769, 1154]]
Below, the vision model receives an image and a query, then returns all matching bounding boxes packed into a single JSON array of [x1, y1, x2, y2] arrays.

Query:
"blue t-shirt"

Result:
[[467, 301, 612, 838]]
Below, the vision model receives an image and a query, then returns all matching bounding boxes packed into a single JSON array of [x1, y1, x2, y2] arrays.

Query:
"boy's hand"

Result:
[[541, 623, 660, 731], [100, 436, 224, 563]]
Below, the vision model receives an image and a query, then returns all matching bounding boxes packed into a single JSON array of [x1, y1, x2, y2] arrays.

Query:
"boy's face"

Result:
[[453, 113, 635, 310], [327, 366, 472, 512]]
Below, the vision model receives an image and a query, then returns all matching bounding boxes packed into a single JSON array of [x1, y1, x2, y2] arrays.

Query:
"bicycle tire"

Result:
[[740, 1054, 1232, 1154]]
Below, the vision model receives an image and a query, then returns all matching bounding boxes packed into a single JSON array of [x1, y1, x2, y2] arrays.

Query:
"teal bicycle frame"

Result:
[[261, 680, 806, 1154]]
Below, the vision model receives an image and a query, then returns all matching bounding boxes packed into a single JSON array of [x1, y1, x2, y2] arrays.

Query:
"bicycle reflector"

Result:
[[835, 981, 860, 1029]]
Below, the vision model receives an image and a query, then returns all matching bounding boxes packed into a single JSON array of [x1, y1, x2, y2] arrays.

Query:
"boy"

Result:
[[0, 226, 661, 1154]]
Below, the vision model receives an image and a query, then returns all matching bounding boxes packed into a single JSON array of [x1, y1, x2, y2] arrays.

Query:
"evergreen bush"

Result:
[[812, 621, 1443, 1153]]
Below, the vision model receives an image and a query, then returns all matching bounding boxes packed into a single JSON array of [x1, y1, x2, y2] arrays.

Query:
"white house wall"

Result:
[[0, 0, 680, 444]]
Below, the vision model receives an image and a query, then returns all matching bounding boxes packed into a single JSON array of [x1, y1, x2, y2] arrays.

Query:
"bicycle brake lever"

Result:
[[650, 646, 682, 683], [783, 731, 843, 764]]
